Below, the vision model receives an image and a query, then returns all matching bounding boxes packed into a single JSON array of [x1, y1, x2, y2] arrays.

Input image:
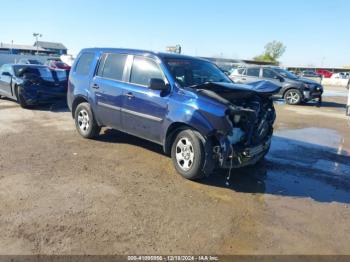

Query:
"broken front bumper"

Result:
[[303, 89, 323, 101], [22, 88, 67, 105], [218, 136, 272, 169]]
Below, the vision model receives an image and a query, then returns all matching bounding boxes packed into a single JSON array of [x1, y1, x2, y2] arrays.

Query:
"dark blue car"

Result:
[[67, 48, 280, 180], [0, 64, 68, 108]]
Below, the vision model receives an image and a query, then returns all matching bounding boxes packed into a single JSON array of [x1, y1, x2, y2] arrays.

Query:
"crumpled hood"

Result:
[[192, 80, 281, 103]]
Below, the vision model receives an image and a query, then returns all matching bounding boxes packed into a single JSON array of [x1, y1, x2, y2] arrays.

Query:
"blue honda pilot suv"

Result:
[[68, 48, 280, 180]]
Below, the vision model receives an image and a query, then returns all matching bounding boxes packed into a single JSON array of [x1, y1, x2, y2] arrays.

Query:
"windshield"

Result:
[[163, 58, 232, 87], [14, 66, 65, 82], [28, 60, 41, 65], [273, 68, 298, 80]]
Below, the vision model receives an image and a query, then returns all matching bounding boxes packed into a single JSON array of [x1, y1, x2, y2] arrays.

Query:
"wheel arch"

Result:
[[282, 86, 300, 97], [71, 96, 89, 118], [163, 122, 205, 155]]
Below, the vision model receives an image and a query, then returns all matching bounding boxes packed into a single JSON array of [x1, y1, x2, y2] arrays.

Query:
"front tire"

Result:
[[15, 86, 28, 108], [284, 89, 302, 105], [171, 129, 207, 180], [74, 102, 101, 139]]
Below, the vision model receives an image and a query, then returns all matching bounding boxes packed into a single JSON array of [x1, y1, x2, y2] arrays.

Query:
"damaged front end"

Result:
[[195, 81, 280, 169]]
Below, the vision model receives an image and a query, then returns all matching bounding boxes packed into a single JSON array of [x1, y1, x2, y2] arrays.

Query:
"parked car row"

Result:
[[288, 69, 350, 79], [298, 70, 323, 78], [287, 69, 335, 79], [229, 66, 323, 105]]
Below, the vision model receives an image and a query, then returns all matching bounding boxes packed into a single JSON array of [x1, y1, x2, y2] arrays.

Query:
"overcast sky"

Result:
[[1, 0, 349, 67]]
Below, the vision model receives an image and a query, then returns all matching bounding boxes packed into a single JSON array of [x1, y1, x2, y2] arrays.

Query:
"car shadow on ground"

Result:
[[28, 99, 69, 113], [97, 128, 164, 155], [97, 128, 350, 204], [272, 98, 346, 109], [0, 97, 69, 113], [304, 101, 346, 109]]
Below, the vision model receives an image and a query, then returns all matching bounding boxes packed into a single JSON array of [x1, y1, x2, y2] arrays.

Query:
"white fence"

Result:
[[321, 78, 349, 87]]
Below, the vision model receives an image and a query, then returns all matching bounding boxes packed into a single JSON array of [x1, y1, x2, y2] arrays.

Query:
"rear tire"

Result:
[[284, 89, 302, 105], [74, 102, 101, 139], [171, 129, 208, 180]]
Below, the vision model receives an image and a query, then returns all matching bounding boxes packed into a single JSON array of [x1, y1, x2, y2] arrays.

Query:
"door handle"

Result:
[[241, 77, 246, 80], [125, 92, 134, 98], [92, 84, 99, 89]]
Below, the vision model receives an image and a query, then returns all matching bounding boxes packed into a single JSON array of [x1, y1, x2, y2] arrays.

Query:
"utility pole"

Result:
[[33, 33, 42, 54]]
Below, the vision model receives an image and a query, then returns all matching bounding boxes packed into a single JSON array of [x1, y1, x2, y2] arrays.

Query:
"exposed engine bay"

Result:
[[192, 81, 280, 169]]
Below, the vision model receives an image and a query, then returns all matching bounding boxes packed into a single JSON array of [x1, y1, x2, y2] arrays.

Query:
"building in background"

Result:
[[34, 41, 67, 55], [0, 41, 68, 56], [0, 43, 47, 55]]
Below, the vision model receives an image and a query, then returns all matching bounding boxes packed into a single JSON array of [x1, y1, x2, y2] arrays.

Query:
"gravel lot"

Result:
[[0, 86, 349, 255]]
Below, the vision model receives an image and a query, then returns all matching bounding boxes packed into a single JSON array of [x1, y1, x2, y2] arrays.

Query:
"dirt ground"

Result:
[[0, 86, 349, 255]]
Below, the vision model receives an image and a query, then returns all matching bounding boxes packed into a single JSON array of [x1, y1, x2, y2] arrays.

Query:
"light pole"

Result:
[[33, 33, 42, 54]]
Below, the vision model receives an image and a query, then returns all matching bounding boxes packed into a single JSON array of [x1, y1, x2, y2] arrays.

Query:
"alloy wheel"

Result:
[[286, 91, 300, 104], [77, 109, 90, 133], [175, 137, 195, 171]]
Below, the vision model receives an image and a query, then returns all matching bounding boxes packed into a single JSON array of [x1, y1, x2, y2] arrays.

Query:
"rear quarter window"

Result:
[[74, 52, 95, 75], [247, 68, 260, 77]]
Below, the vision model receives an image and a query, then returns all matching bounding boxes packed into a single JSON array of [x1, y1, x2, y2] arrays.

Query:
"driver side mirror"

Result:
[[2, 72, 12, 77], [149, 78, 168, 91]]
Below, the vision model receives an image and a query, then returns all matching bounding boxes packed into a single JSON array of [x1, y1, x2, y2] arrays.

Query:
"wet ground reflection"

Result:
[[202, 128, 350, 204]]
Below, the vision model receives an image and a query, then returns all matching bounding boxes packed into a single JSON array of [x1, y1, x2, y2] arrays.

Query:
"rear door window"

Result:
[[246, 68, 260, 77], [237, 68, 245, 75], [262, 68, 278, 79], [75, 53, 95, 75], [130, 56, 164, 86], [97, 53, 127, 81]]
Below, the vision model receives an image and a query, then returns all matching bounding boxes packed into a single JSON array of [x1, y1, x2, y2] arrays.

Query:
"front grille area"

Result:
[[228, 95, 275, 146]]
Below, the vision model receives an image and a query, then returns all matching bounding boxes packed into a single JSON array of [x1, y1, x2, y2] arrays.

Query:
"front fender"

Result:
[[161, 92, 232, 145], [164, 109, 214, 138]]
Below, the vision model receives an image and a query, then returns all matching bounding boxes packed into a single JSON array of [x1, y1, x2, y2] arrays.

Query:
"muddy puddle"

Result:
[[201, 128, 350, 204]]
